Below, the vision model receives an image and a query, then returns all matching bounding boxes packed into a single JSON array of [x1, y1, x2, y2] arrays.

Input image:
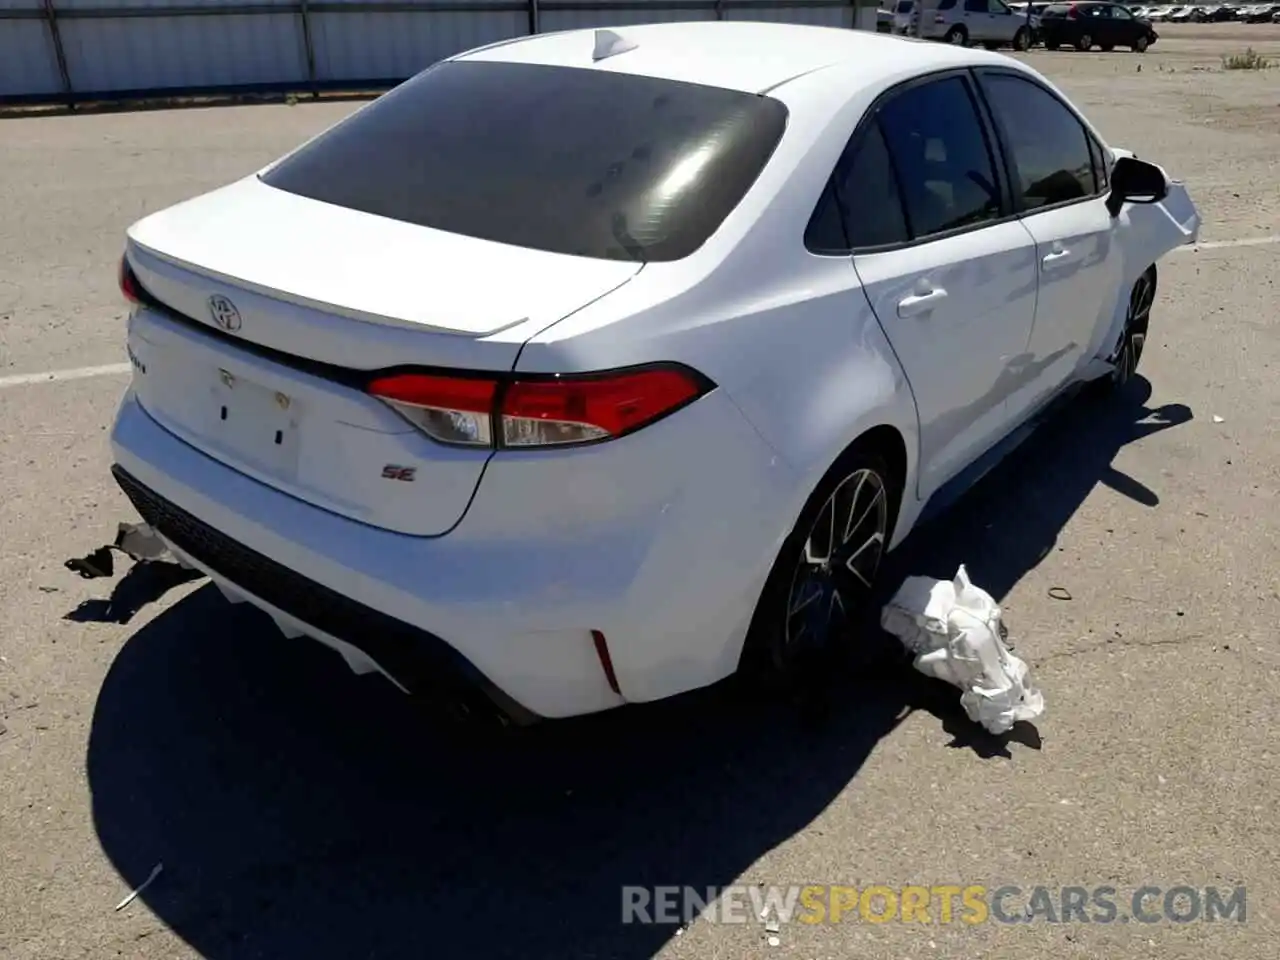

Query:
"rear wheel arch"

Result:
[[736, 424, 910, 679]]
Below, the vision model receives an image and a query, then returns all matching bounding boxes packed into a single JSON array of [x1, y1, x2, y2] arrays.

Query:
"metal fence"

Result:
[[0, 0, 879, 105]]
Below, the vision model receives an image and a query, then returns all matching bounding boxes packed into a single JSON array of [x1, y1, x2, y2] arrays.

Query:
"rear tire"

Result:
[[1076, 32, 1093, 50], [945, 25, 968, 44], [1013, 26, 1031, 50], [739, 444, 903, 694]]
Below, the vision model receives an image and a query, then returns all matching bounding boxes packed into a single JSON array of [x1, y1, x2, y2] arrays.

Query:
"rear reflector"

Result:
[[366, 364, 712, 450], [591, 630, 622, 695]]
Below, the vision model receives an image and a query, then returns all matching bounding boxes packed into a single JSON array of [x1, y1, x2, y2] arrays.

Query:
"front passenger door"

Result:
[[975, 68, 1121, 417], [842, 73, 1040, 499]]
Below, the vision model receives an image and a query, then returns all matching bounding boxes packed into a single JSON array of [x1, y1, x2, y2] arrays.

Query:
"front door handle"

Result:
[[1042, 247, 1074, 267], [897, 287, 948, 318]]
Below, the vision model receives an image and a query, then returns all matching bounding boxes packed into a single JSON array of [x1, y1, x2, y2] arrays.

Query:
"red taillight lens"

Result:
[[119, 256, 141, 304], [366, 373, 498, 447], [366, 366, 711, 449], [500, 368, 706, 447]]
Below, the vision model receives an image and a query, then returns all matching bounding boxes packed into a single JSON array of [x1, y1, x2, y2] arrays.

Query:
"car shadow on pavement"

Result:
[[85, 377, 1190, 960]]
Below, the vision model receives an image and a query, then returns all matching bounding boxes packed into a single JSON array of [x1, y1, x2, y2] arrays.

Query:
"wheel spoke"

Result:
[[828, 588, 846, 625], [788, 577, 823, 617], [843, 530, 885, 588], [841, 471, 870, 544], [845, 485, 885, 546]]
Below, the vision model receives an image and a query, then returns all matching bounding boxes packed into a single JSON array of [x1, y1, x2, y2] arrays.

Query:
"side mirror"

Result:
[[1106, 155, 1169, 217]]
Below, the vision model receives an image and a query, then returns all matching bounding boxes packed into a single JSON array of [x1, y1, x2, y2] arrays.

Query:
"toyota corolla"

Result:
[[110, 22, 1199, 724]]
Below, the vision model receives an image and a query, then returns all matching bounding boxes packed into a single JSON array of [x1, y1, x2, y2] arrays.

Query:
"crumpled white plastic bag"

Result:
[[881, 565, 1045, 734]]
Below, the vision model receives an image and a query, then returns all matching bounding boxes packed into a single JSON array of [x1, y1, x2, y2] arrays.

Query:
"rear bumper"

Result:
[[112, 464, 538, 726], [110, 380, 795, 719]]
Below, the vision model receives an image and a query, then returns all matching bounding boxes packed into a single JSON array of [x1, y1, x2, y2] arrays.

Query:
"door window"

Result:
[[1111, 4, 1134, 14], [875, 76, 1005, 239], [805, 123, 910, 253], [964, 0, 988, 10], [978, 72, 1100, 209]]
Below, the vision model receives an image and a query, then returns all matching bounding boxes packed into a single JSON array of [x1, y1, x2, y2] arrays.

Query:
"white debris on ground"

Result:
[[881, 565, 1045, 734], [114, 862, 164, 912], [114, 522, 169, 562]]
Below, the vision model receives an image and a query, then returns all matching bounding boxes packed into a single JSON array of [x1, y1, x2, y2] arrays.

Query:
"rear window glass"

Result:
[[261, 61, 789, 263]]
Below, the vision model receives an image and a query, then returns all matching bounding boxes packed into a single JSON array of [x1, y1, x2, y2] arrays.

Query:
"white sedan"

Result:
[[111, 22, 1199, 724]]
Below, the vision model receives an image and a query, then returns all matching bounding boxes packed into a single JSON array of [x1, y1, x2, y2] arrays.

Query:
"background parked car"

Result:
[[891, 0, 916, 32], [1007, 1, 1051, 39], [1039, 1, 1159, 49], [1248, 2, 1280, 19], [911, 0, 1035, 48]]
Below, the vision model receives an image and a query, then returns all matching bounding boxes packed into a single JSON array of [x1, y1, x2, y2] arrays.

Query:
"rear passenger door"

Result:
[[974, 68, 1121, 418], [833, 72, 1040, 499]]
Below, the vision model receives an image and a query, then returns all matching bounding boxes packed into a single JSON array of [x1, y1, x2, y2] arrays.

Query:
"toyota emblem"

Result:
[[208, 294, 243, 332]]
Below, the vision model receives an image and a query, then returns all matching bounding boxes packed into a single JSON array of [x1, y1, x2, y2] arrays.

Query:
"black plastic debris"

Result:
[[63, 521, 206, 624], [64, 521, 171, 579], [65, 545, 116, 580]]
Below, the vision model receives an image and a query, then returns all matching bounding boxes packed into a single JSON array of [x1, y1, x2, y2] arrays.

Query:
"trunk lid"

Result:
[[123, 177, 641, 536]]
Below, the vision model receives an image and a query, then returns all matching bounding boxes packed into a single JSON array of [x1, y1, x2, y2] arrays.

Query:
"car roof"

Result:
[[453, 21, 1006, 95]]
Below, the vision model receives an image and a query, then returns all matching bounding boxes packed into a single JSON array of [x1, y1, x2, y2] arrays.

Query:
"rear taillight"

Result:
[[366, 373, 497, 447], [367, 365, 712, 450], [119, 256, 141, 304]]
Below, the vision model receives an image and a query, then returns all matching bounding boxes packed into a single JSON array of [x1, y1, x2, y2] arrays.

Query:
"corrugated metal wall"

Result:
[[0, 0, 877, 103]]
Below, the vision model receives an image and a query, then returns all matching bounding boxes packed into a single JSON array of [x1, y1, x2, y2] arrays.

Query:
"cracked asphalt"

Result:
[[1, 24, 1277, 960]]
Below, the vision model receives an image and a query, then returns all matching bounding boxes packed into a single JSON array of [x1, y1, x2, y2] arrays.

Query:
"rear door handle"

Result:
[[897, 287, 948, 318], [1042, 247, 1074, 267]]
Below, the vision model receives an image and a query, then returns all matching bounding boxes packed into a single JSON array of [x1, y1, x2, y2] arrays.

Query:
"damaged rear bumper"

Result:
[[110, 463, 540, 728]]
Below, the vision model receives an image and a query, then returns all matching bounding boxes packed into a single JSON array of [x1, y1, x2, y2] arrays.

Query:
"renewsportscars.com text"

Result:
[[621, 884, 1247, 925]]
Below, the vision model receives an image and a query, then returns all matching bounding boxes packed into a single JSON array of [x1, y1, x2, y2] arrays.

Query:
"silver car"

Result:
[[906, 0, 1035, 48]]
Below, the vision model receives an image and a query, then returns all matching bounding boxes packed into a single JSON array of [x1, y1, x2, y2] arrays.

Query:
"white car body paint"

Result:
[[108, 22, 1199, 720]]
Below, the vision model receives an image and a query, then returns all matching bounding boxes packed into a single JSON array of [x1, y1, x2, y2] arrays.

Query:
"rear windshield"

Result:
[[261, 60, 789, 263]]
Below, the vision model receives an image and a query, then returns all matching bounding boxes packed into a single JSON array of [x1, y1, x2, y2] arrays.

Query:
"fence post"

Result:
[[527, 0, 539, 36], [298, 0, 318, 96], [40, 0, 74, 108]]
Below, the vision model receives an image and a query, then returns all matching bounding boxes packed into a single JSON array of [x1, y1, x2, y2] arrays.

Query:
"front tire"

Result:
[[1108, 266, 1157, 389], [740, 445, 901, 688], [1132, 34, 1149, 51], [945, 25, 968, 45], [1013, 26, 1031, 50]]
